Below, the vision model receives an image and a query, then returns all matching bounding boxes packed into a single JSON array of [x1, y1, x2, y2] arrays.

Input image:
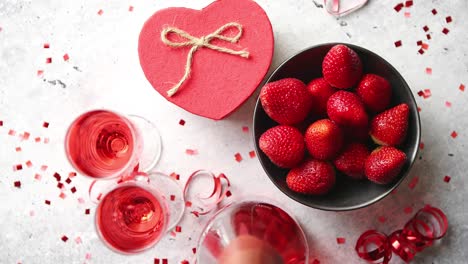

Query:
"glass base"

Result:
[[128, 115, 162, 172], [148, 172, 185, 230]]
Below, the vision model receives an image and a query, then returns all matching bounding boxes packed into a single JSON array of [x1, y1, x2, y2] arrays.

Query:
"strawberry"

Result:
[[306, 78, 337, 117], [322, 44, 363, 89], [305, 119, 343, 160], [286, 159, 336, 195], [327, 91, 368, 127], [334, 143, 370, 179], [259, 125, 305, 168], [260, 78, 312, 125], [365, 146, 407, 184], [370, 104, 409, 146], [356, 74, 392, 113]]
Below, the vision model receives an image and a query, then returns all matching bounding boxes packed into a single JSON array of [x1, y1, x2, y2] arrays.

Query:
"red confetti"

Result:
[[71, 187, 77, 193], [34, 137, 41, 142], [61, 235, 68, 242], [378, 216, 387, 223], [65, 178, 72, 184], [417, 106, 421, 112], [129, 6, 134, 12], [46, 57, 52, 64], [175, 226, 182, 232], [43, 122, 49, 128], [192, 248, 197, 254], [170, 195, 176, 201], [163, 259, 168, 264], [336, 237, 346, 244], [69, 172, 77, 177], [0, 120, 2, 126], [419, 142, 425, 149], [44, 137, 50, 144], [404, 12, 411, 18], [249, 151, 256, 158], [85, 208, 90, 215], [431, 8, 437, 15], [179, 119, 186, 126], [451, 131, 458, 138], [154, 259, 160, 264], [57, 182, 64, 189], [445, 101, 452, 108], [404, 206, 413, 214], [53, 172, 61, 181], [423, 89, 431, 98], [43, 43, 50, 49], [170, 172, 180, 180], [394, 40, 402, 47], [426, 34, 431, 40], [14, 181, 21, 188], [34, 174, 42, 180], [63, 53, 69, 61], [226, 190, 232, 197], [181, 260, 189, 264], [8, 129, 16, 136], [22, 132, 30, 140], [37, 70, 44, 77], [425, 67, 432, 75], [97, 9, 103, 15], [444, 175, 451, 183], [75, 237, 82, 244], [421, 43, 429, 50], [460, 84, 465, 92], [242, 126, 249, 133], [15, 147, 22, 152], [85, 253, 92, 260], [408, 176, 419, 190], [59, 192, 66, 199], [185, 149, 198, 155], [442, 28, 450, 35], [40, 165, 48, 171], [394, 3, 404, 12], [45, 200, 51, 205], [185, 201, 192, 207], [446, 16, 453, 23], [14, 164, 23, 171], [25, 160, 33, 168], [78, 197, 85, 204], [404, 0, 413, 7], [234, 153, 242, 162], [423, 25, 429, 32]]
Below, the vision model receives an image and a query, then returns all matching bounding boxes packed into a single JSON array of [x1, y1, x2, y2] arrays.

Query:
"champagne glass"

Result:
[[197, 199, 309, 264], [325, 0, 368, 16], [65, 110, 161, 179]]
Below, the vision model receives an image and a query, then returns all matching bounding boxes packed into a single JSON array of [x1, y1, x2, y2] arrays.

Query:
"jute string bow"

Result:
[[161, 22, 250, 97]]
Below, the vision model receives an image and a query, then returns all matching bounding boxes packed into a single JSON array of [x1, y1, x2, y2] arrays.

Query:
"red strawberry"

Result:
[[356, 74, 392, 113], [334, 143, 370, 179], [259, 125, 305, 168], [365, 146, 407, 184], [305, 119, 343, 160], [286, 159, 335, 195], [322, 44, 363, 89], [370, 104, 409, 146], [327, 91, 368, 127], [260, 78, 312, 125], [306, 78, 337, 117]]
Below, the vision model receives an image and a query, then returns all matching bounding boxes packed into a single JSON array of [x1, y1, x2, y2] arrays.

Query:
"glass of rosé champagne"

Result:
[[196, 199, 309, 264]]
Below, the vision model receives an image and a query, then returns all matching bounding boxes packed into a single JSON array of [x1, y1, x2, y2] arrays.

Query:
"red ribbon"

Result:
[[355, 205, 448, 263]]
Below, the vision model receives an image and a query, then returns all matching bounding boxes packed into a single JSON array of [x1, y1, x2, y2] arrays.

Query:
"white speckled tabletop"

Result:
[[1, 0, 467, 263]]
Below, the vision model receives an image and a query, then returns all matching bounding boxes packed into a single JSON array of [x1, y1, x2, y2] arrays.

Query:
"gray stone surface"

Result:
[[1, 0, 467, 263]]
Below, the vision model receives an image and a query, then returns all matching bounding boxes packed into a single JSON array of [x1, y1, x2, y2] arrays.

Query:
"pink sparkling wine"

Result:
[[96, 183, 167, 253], [66, 110, 137, 178]]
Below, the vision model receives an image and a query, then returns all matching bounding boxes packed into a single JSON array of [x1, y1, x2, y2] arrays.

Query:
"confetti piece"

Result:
[[69, 172, 77, 178], [425, 67, 432, 75], [163, 259, 168, 264], [442, 28, 450, 35], [446, 16, 453, 23], [451, 131, 458, 138], [408, 176, 419, 190], [170, 172, 180, 180], [154, 259, 160, 264], [43, 122, 49, 128], [444, 175, 451, 183], [15, 147, 22, 152], [59, 192, 66, 199], [421, 43, 429, 50], [34, 174, 42, 180], [57, 182, 64, 189], [22, 132, 30, 140], [242, 126, 249, 133], [175, 226, 182, 232], [394, 40, 402, 47], [431, 8, 437, 15], [43, 43, 50, 49], [234, 153, 242, 162], [378, 216, 387, 223], [445, 101, 452, 107], [46, 57, 52, 64], [185, 201, 192, 207], [14, 164, 23, 171], [8, 129, 16, 136], [249, 151, 256, 158], [423, 25, 429, 32], [404, 12, 411, 18], [460, 84, 465, 92], [37, 70, 44, 77], [40, 165, 48, 171], [226, 190, 232, 197], [336, 237, 346, 244], [405, 0, 413, 7], [85, 209, 90, 215], [97, 9, 103, 15], [78, 197, 85, 204], [63, 53, 69, 61], [0, 120, 3, 126], [129, 6, 134, 12], [25, 160, 33, 168], [54, 172, 61, 181], [45, 200, 51, 205], [85, 253, 92, 260], [61, 235, 68, 242], [417, 106, 421, 112], [419, 142, 424, 149], [179, 119, 186, 126], [181, 260, 189, 264], [71, 187, 77, 193], [192, 248, 197, 254], [423, 89, 431, 98], [394, 3, 404, 12], [65, 178, 72, 184], [75, 236, 82, 244], [34, 137, 41, 142], [185, 149, 198, 155], [14, 181, 21, 188], [44, 137, 50, 144], [404, 206, 413, 214], [170, 195, 176, 201]]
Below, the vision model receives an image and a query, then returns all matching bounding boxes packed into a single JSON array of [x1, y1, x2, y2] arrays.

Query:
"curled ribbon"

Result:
[[355, 205, 448, 264], [161, 22, 250, 97]]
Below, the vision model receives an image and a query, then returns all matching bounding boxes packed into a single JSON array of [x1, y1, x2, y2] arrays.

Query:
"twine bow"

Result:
[[161, 22, 250, 97]]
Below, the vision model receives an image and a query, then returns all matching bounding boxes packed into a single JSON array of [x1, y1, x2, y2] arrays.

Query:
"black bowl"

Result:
[[253, 43, 421, 211]]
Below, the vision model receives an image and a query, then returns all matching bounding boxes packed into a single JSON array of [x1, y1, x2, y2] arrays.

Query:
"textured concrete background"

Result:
[[1, 0, 467, 263]]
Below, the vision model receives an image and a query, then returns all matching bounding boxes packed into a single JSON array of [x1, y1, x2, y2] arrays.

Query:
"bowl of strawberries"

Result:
[[253, 43, 421, 211]]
